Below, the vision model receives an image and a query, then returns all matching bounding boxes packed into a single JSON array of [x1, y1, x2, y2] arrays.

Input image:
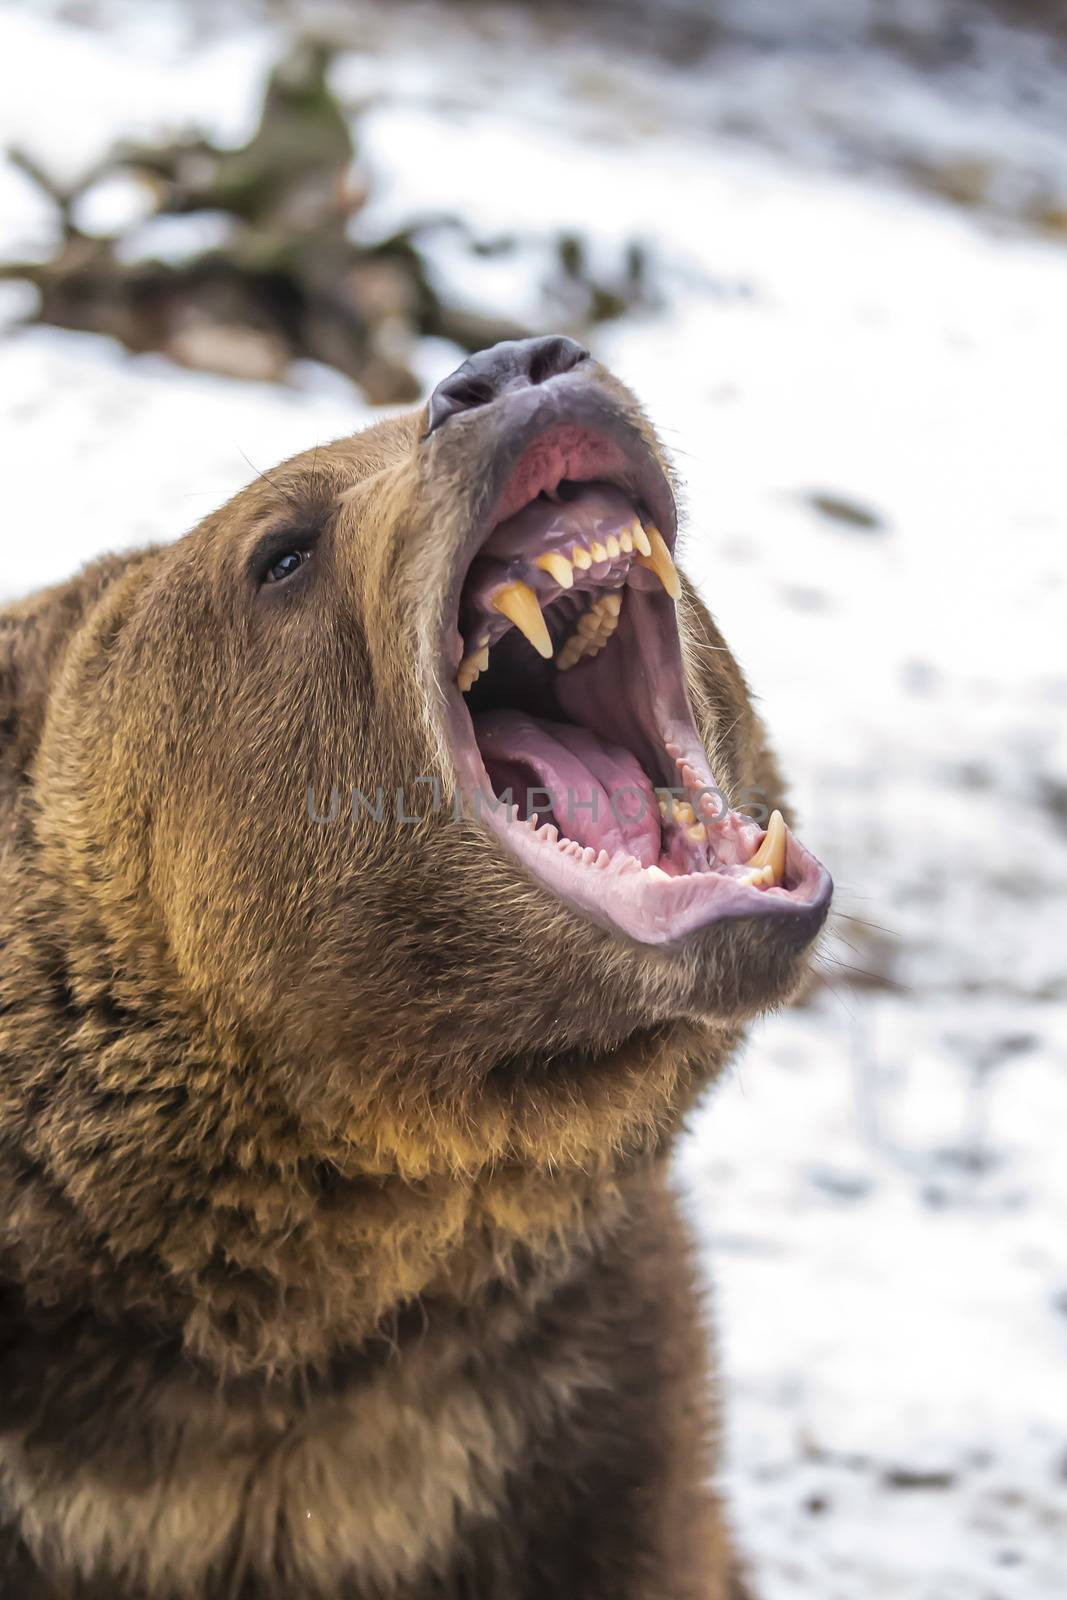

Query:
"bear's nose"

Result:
[[425, 335, 590, 435]]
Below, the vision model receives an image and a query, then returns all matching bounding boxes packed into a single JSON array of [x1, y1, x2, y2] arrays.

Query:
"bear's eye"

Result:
[[263, 548, 312, 585]]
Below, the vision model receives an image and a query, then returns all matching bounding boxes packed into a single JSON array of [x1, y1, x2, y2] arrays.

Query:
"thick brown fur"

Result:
[[0, 356, 815, 1598]]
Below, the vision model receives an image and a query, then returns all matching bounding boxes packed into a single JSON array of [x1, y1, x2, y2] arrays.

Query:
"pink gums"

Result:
[[490, 426, 634, 523]]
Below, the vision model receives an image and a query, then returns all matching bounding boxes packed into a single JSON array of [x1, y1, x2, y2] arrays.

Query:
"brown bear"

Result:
[[0, 336, 831, 1599]]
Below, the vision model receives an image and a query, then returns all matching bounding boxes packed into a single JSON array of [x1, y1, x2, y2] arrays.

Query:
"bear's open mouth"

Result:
[[445, 421, 831, 945]]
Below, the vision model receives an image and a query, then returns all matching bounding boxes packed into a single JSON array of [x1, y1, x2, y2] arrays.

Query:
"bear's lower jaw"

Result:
[[443, 410, 832, 950]]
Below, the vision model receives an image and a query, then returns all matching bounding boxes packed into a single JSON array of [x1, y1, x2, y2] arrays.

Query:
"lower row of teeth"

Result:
[[457, 518, 680, 690], [739, 808, 786, 887], [503, 785, 787, 889]]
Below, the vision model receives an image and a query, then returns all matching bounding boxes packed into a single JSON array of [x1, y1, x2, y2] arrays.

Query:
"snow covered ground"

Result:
[[1, 4, 1065, 1595]]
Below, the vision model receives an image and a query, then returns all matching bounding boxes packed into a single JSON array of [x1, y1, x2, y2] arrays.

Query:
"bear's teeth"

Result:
[[457, 645, 490, 692], [492, 581, 553, 659], [631, 520, 652, 557], [535, 552, 574, 590], [740, 863, 776, 888], [742, 809, 786, 886], [633, 523, 681, 600], [556, 592, 622, 672]]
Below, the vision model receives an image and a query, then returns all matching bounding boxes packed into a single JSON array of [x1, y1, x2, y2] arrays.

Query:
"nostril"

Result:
[[425, 334, 591, 436], [444, 377, 496, 410], [526, 336, 588, 386]]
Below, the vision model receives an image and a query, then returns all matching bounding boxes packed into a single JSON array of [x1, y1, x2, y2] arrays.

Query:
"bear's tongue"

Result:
[[473, 711, 661, 867]]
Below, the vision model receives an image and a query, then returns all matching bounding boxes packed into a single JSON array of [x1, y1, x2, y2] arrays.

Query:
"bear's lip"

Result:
[[437, 382, 832, 947]]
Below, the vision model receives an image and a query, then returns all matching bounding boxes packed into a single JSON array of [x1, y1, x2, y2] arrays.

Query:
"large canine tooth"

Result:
[[492, 581, 553, 659], [536, 552, 574, 590], [631, 520, 652, 557], [635, 524, 681, 601], [746, 809, 786, 884]]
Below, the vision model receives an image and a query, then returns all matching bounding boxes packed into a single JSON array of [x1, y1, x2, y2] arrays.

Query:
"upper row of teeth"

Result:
[[458, 519, 680, 691], [535, 518, 648, 589], [556, 590, 622, 671]]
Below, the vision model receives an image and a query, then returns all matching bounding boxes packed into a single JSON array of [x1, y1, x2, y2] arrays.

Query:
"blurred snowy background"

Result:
[[1, 2, 1065, 1595]]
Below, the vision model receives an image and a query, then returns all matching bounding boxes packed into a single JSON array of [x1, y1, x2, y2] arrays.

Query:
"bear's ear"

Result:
[[0, 554, 139, 803]]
